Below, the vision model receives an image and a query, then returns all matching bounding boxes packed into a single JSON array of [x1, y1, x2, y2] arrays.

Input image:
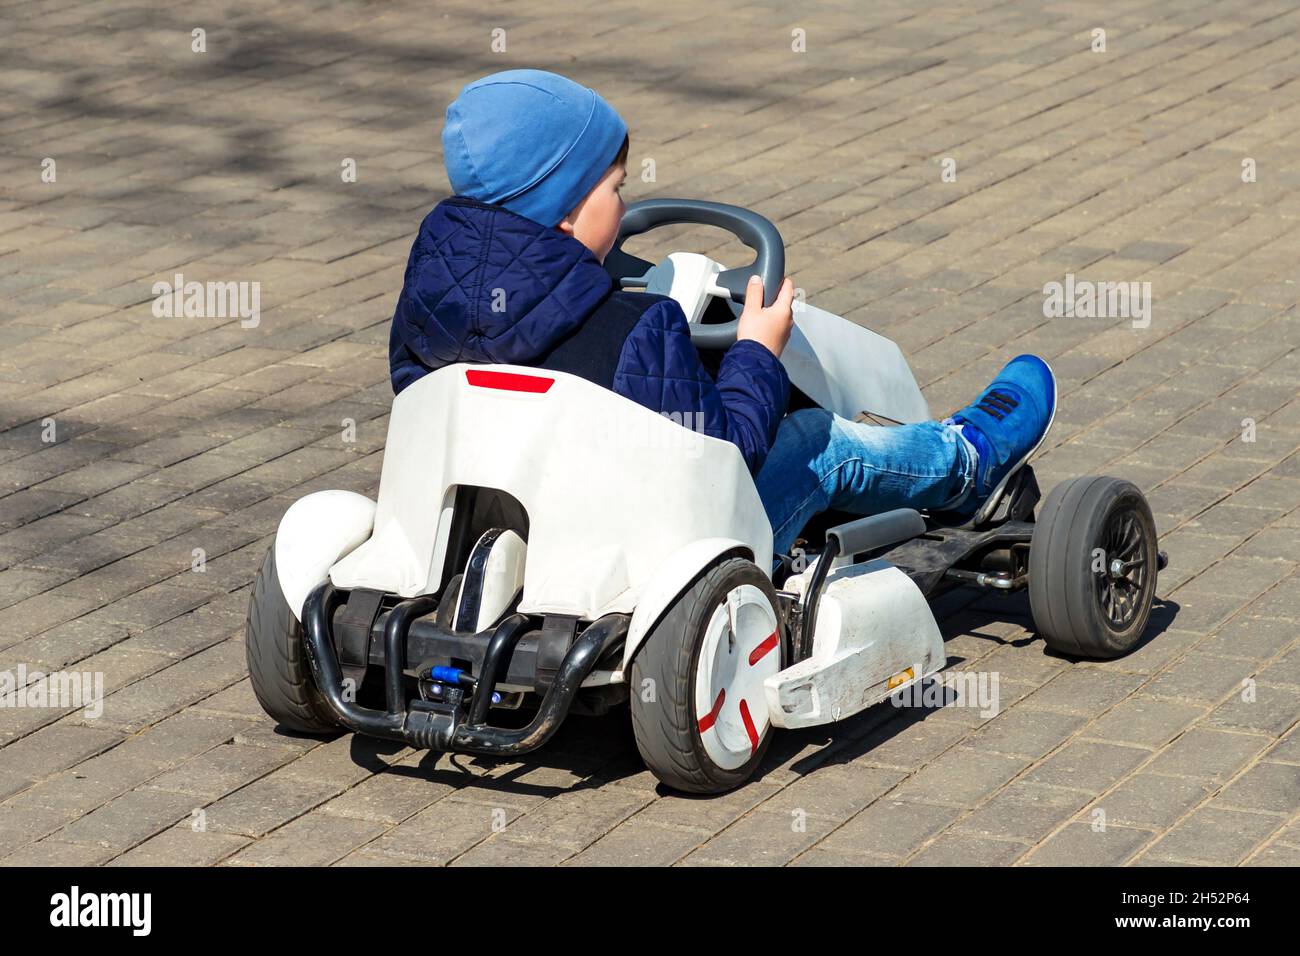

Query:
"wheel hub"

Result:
[[694, 584, 781, 771], [1095, 507, 1150, 629]]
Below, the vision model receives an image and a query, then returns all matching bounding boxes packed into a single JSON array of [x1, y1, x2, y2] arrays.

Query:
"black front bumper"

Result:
[[300, 582, 628, 756]]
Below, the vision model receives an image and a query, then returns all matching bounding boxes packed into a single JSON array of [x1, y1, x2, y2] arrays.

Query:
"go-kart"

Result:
[[245, 199, 1166, 794]]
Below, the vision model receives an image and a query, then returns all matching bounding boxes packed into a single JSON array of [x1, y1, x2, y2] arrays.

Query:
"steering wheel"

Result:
[[603, 198, 785, 349]]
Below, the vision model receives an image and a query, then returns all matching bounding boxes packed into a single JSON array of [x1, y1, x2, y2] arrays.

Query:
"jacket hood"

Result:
[[389, 196, 614, 392]]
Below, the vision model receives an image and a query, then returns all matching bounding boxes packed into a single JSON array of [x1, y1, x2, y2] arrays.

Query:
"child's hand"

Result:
[[736, 274, 795, 358]]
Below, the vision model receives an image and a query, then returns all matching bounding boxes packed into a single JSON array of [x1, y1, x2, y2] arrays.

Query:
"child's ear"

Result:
[[555, 215, 576, 237]]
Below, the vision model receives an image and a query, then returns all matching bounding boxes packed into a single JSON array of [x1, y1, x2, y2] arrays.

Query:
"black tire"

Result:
[[1029, 476, 1159, 659], [629, 557, 784, 794], [245, 541, 337, 734]]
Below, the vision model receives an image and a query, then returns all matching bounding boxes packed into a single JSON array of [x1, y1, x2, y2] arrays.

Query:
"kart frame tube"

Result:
[[301, 581, 629, 756], [382, 594, 438, 716]]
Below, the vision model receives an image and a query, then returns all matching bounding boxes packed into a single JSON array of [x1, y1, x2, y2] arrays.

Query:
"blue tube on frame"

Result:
[[427, 667, 502, 705]]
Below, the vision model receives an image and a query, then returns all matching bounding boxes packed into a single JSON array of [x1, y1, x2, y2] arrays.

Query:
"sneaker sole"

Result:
[[970, 357, 1058, 526]]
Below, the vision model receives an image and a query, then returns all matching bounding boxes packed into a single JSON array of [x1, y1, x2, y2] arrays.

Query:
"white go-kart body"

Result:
[[253, 199, 1161, 794], [271, 248, 944, 765]]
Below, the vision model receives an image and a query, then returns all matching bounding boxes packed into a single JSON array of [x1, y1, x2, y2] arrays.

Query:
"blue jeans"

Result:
[[755, 408, 977, 558]]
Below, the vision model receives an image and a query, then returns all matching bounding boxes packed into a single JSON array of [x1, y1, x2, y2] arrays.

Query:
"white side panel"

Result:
[[329, 365, 771, 621], [764, 559, 945, 729], [616, 536, 756, 679], [275, 490, 377, 622], [782, 301, 930, 424], [647, 252, 928, 424]]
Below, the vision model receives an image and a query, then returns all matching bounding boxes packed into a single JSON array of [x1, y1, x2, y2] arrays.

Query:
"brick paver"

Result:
[[0, 0, 1296, 866]]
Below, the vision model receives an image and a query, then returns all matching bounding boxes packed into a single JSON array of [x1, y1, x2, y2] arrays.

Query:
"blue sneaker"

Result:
[[948, 354, 1056, 523]]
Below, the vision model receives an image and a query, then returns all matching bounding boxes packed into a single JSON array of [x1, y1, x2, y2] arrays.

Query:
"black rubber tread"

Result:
[[628, 557, 782, 794], [245, 542, 337, 734], [1028, 476, 1101, 654], [1029, 476, 1159, 659]]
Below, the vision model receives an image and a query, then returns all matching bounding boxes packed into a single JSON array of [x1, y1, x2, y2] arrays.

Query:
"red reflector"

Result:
[[465, 369, 554, 394]]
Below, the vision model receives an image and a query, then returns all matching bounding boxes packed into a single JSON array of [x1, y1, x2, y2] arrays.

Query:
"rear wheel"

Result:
[[245, 541, 337, 734], [1029, 476, 1159, 659], [630, 557, 784, 794]]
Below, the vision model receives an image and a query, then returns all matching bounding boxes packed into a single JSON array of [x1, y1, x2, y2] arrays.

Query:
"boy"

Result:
[[390, 70, 1055, 558]]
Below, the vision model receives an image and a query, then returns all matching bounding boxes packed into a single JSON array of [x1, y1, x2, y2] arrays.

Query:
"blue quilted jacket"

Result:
[[389, 197, 791, 474]]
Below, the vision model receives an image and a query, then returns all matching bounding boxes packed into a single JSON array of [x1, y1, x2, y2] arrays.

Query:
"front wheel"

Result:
[[629, 557, 785, 794], [1029, 476, 1159, 659]]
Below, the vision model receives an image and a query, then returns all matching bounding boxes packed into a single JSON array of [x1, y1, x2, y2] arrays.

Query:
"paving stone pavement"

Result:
[[0, 0, 1297, 867]]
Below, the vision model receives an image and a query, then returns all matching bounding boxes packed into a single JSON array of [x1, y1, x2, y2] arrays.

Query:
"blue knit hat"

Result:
[[441, 70, 627, 227]]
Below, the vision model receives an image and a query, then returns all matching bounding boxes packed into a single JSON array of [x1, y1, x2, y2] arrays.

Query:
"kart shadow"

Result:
[[1040, 595, 1182, 661], [347, 709, 648, 800], [767, 591, 1183, 782], [945, 590, 1182, 658], [332, 591, 1183, 799]]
